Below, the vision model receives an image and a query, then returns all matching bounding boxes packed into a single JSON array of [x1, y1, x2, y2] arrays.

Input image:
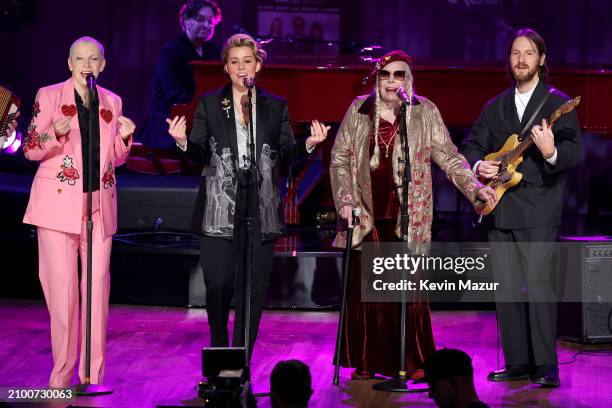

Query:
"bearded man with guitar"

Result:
[[461, 28, 582, 388]]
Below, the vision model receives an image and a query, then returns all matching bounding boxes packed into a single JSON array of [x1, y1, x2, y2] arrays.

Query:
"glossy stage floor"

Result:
[[1, 299, 610, 407]]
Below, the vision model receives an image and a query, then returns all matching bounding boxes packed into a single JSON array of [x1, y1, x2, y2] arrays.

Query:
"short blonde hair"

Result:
[[221, 33, 267, 63], [69, 36, 105, 58]]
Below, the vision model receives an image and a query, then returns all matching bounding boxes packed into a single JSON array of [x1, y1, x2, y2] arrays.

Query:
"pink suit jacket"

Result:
[[23, 78, 132, 237]]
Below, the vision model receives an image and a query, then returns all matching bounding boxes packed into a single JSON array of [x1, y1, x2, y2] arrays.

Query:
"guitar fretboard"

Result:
[[499, 96, 580, 166]]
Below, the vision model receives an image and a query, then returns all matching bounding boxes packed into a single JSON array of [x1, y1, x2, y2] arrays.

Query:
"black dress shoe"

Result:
[[532, 365, 560, 387], [487, 365, 532, 382]]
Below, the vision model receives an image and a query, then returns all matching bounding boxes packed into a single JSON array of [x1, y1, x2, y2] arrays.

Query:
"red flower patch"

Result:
[[102, 161, 115, 189], [61, 104, 77, 117], [23, 130, 52, 152], [57, 156, 80, 185], [100, 109, 113, 123], [32, 101, 41, 118]]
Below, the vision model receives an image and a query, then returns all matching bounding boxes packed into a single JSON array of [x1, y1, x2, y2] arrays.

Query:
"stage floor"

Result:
[[0, 299, 610, 407]]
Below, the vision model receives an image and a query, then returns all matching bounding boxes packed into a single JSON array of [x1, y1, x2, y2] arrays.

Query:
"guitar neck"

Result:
[[505, 109, 565, 163]]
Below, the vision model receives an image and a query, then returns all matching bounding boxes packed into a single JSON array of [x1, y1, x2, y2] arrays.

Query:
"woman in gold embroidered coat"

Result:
[[330, 50, 496, 379]]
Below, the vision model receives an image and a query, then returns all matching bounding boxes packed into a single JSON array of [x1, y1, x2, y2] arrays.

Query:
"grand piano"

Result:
[[161, 61, 612, 224], [174, 61, 611, 134]]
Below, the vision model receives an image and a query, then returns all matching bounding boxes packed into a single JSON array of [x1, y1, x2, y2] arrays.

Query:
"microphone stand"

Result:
[[372, 100, 426, 393], [238, 81, 258, 385], [77, 75, 112, 396]]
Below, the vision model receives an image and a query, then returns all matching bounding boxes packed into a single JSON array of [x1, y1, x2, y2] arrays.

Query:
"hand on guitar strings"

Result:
[[476, 160, 501, 180], [531, 118, 555, 159]]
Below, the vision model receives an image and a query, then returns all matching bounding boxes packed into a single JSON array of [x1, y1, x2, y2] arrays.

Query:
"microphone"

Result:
[[86, 73, 96, 92], [242, 76, 255, 89], [396, 86, 411, 105]]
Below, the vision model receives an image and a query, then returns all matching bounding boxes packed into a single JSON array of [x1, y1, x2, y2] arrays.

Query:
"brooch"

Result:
[[221, 98, 231, 119], [375, 55, 391, 70]]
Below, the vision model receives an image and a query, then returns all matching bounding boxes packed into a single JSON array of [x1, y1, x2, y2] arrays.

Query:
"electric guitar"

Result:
[[476, 96, 581, 215]]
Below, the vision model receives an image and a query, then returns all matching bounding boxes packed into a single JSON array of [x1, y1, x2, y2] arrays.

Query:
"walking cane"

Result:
[[333, 208, 357, 385]]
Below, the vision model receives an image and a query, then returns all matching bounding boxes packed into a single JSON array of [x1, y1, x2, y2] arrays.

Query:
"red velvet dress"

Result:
[[338, 116, 436, 377]]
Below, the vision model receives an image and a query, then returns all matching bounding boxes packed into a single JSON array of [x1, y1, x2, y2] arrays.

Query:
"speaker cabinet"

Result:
[[558, 239, 612, 344]]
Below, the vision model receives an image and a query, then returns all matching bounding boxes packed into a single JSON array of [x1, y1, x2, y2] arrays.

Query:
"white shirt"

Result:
[[515, 82, 537, 122], [235, 106, 256, 169]]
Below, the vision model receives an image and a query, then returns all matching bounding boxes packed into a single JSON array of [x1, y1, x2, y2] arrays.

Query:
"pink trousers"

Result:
[[37, 191, 111, 388]]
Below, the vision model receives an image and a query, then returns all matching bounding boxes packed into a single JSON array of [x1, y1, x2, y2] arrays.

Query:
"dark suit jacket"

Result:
[[182, 84, 308, 240], [461, 80, 582, 229], [139, 32, 220, 149]]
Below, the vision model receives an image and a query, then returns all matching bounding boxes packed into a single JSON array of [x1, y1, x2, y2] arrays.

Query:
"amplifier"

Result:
[[116, 173, 199, 232], [558, 238, 612, 344]]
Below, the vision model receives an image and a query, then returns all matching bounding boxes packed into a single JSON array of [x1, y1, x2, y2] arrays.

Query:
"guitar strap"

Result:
[[519, 87, 553, 139]]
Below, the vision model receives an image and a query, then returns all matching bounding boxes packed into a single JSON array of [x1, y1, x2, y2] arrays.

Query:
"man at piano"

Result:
[[139, 0, 222, 150], [167, 33, 330, 355], [330, 50, 497, 380], [22, 36, 135, 387], [461, 28, 581, 387]]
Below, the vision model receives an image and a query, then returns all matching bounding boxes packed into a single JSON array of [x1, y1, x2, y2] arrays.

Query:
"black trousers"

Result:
[[200, 170, 276, 354], [200, 231, 275, 350], [489, 227, 559, 367]]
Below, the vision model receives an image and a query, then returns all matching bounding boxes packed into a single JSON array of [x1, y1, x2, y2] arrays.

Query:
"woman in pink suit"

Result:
[[22, 36, 135, 388]]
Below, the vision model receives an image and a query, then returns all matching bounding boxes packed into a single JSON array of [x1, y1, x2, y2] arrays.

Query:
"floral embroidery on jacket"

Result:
[[57, 156, 80, 185], [102, 161, 114, 189], [23, 128, 52, 152], [32, 101, 41, 118]]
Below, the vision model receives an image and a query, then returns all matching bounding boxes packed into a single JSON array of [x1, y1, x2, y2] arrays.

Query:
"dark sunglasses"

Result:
[[378, 70, 407, 81]]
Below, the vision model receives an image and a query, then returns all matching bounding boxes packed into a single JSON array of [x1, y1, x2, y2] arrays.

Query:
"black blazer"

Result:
[[182, 84, 308, 239], [461, 80, 582, 229]]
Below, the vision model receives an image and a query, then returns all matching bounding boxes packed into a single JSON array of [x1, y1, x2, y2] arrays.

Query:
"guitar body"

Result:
[[477, 134, 524, 215]]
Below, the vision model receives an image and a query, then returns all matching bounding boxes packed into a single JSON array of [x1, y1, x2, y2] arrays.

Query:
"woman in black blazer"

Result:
[[168, 33, 329, 354]]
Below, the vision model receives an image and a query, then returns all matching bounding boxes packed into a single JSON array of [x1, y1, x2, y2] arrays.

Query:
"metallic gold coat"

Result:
[[330, 94, 483, 249]]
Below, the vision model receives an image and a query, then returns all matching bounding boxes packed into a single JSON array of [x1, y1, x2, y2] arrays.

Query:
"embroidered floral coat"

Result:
[[330, 93, 483, 249], [23, 78, 132, 237]]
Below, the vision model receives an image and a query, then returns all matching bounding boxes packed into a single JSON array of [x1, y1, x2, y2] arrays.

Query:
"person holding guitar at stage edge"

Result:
[[461, 28, 582, 388]]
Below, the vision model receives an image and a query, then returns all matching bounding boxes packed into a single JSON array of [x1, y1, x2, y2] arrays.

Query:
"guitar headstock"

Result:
[[549, 96, 580, 124]]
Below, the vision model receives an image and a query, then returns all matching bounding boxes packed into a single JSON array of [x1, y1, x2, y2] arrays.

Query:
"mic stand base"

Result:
[[75, 382, 113, 396]]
